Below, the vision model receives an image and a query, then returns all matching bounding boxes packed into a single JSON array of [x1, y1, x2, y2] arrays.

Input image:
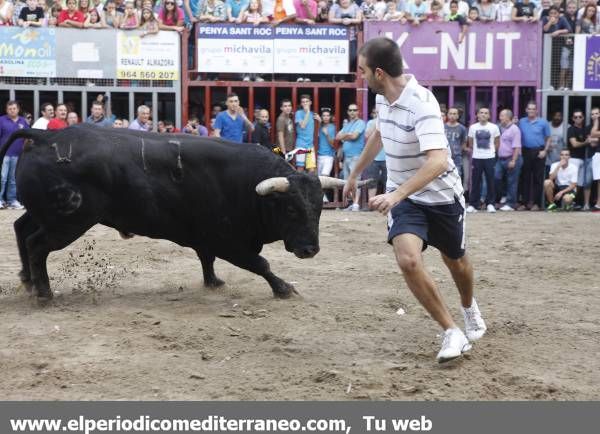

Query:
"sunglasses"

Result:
[[573, 115, 583, 118], [348, 108, 358, 112]]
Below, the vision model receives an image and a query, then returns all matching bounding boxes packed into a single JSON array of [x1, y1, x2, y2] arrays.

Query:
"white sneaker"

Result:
[[499, 196, 507, 204], [296, 77, 304, 82], [461, 298, 487, 341], [466, 205, 477, 213], [242, 76, 251, 82], [255, 76, 265, 82], [486, 204, 496, 213], [322, 194, 329, 203], [499, 204, 514, 211], [8, 200, 24, 210], [436, 328, 472, 363], [343, 203, 359, 212]]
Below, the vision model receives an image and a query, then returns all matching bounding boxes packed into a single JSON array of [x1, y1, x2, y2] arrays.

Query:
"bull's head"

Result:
[[255, 175, 370, 259]]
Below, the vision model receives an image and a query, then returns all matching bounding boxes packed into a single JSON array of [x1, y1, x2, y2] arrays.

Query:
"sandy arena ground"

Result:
[[0, 208, 598, 400]]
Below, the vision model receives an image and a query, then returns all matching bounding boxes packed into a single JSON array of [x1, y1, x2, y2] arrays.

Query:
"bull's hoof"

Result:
[[204, 277, 225, 288], [20, 280, 34, 294], [36, 288, 53, 301], [272, 282, 299, 299]]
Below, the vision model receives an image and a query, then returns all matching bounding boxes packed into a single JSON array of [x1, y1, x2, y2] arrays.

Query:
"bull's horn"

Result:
[[318, 176, 346, 190], [318, 177, 374, 189], [256, 177, 290, 195]]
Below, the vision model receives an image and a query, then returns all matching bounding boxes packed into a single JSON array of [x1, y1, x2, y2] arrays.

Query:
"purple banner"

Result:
[[364, 22, 541, 84], [584, 36, 600, 90]]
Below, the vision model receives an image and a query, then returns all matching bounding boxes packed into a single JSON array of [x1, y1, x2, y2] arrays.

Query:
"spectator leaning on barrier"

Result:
[[183, 116, 208, 136], [496, 0, 514, 22], [47, 103, 69, 130], [444, 106, 468, 182], [518, 101, 551, 211], [360, 0, 376, 19], [576, 0, 600, 26], [336, 102, 366, 212], [512, 0, 538, 22], [544, 149, 577, 211], [567, 109, 593, 210], [576, 3, 598, 34], [276, 98, 295, 154], [475, 0, 497, 22], [86, 101, 112, 127], [58, 0, 86, 27], [384, 1, 407, 22], [85, 7, 109, 27], [129, 105, 152, 131], [104, 1, 122, 27], [212, 93, 254, 143], [495, 109, 522, 211], [120, 1, 139, 28], [426, 1, 443, 22], [270, 0, 296, 25], [242, 0, 268, 23], [466, 107, 500, 213], [18, 0, 45, 27], [198, 0, 227, 21], [226, 0, 249, 23], [0, 0, 14, 26], [0, 101, 28, 210], [543, 5, 571, 34], [32, 103, 54, 130], [159, 0, 185, 31], [294, 0, 317, 24], [406, 0, 428, 25], [446, 0, 469, 44], [547, 111, 565, 174], [140, 6, 159, 35]]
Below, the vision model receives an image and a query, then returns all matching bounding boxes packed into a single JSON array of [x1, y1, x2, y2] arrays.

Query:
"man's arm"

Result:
[[548, 163, 559, 181], [212, 128, 221, 137], [568, 136, 587, 148]]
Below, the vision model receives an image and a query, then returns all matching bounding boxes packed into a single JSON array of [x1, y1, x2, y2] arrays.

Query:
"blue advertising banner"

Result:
[[0, 27, 56, 77], [574, 34, 600, 91]]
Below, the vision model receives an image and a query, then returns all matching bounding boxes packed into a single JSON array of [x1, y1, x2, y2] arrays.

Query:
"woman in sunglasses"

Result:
[[159, 0, 184, 32]]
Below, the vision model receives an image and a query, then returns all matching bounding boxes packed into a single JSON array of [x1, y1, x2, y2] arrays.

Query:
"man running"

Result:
[[343, 37, 486, 363]]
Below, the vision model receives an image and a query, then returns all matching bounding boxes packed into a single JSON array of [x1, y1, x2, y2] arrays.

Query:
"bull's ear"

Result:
[[256, 177, 290, 196]]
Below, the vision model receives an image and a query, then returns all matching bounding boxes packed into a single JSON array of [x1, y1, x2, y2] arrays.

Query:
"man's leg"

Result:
[[469, 159, 484, 208], [483, 158, 496, 206], [532, 154, 546, 207], [0, 156, 9, 204], [7, 156, 18, 204], [441, 253, 473, 309], [544, 179, 555, 204], [392, 233, 456, 330], [520, 149, 534, 207], [506, 157, 523, 208]]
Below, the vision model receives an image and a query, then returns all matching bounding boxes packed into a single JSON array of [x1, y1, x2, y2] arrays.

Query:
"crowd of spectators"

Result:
[[0, 0, 597, 32]]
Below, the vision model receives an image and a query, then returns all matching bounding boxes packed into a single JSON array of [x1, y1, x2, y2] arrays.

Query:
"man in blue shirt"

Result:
[[0, 100, 29, 210], [294, 94, 321, 173], [336, 103, 366, 211], [213, 93, 254, 143], [85, 101, 112, 127], [518, 102, 551, 211]]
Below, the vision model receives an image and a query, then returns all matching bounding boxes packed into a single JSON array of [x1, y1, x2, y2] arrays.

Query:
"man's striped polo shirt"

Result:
[[375, 75, 464, 207]]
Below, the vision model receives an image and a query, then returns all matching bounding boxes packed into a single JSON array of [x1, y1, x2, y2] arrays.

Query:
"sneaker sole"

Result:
[[437, 343, 472, 364]]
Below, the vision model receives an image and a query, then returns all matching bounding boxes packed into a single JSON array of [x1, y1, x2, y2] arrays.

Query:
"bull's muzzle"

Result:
[[293, 245, 320, 259]]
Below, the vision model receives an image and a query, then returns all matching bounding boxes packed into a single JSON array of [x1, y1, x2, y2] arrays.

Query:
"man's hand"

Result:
[[369, 191, 403, 215], [554, 191, 564, 201], [508, 160, 516, 170], [342, 176, 357, 205], [538, 149, 547, 159]]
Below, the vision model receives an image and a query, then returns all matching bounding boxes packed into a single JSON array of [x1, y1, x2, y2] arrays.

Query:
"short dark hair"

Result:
[[449, 0, 458, 6], [358, 37, 403, 78], [226, 93, 238, 100], [548, 5, 559, 13], [40, 102, 53, 113], [5, 100, 19, 109], [280, 98, 292, 106], [299, 94, 311, 102], [91, 101, 104, 108]]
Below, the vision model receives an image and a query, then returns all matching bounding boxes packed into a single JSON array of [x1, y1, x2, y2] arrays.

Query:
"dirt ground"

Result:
[[0, 208, 598, 401]]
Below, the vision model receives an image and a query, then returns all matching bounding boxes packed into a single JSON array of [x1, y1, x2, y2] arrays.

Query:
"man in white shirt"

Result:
[[344, 37, 486, 364], [544, 149, 577, 211], [32, 103, 54, 130], [466, 107, 500, 213]]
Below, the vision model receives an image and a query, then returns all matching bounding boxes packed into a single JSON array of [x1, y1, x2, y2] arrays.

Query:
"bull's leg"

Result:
[[195, 250, 225, 288], [26, 223, 94, 300], [222, 253, 296, 298], [14, 212, 38, 293]]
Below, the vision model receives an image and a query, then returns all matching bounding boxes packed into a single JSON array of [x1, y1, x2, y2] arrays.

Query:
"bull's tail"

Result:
[[0, 128, 45, 161]]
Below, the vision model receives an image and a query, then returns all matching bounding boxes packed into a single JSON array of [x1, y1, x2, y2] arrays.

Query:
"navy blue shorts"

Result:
[[387, 198, 466, 259]]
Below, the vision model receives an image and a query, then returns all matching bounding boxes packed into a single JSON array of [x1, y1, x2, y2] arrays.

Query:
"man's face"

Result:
[[67, 112, 78, 125], [281, 102, 292, 115], [549, 9, 558, 19], [91, 104, 104, 119], [542, 0, 551, 8], [526, 104, 537, 118], [212, 105, 222, 116], [6, 104, 19, 118], [499, 110, 510, 124], [566, 3, 576, 14], [572, 112, 584, 125], [552, 111, 562, 124], [139, 108, 150, 123], [358, 55, 384, 95], [27, 0, 38, 9], [259, 110, 269, 124], [447, 108, 459, 122], [56, 105, 67, 119], [477, 108, 490, 123], [559, 151, 570, 166], [42, 105, 54, 119], [347, 105, 359, 120], [300, 98, 311, 111], [226, 96, 240, 112]]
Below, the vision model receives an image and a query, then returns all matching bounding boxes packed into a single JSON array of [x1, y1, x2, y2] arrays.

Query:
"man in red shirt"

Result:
[[58, 0, 85, 28], [48, 104, 68, 130]]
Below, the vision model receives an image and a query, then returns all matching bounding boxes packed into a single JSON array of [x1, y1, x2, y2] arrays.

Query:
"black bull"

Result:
[[1, 125, 369, 300]]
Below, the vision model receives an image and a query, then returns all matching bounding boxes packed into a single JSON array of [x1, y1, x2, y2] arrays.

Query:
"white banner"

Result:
[[273, 39, 349, 74], [116, 31, 180, 81], [197, 39, 272, 73]]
